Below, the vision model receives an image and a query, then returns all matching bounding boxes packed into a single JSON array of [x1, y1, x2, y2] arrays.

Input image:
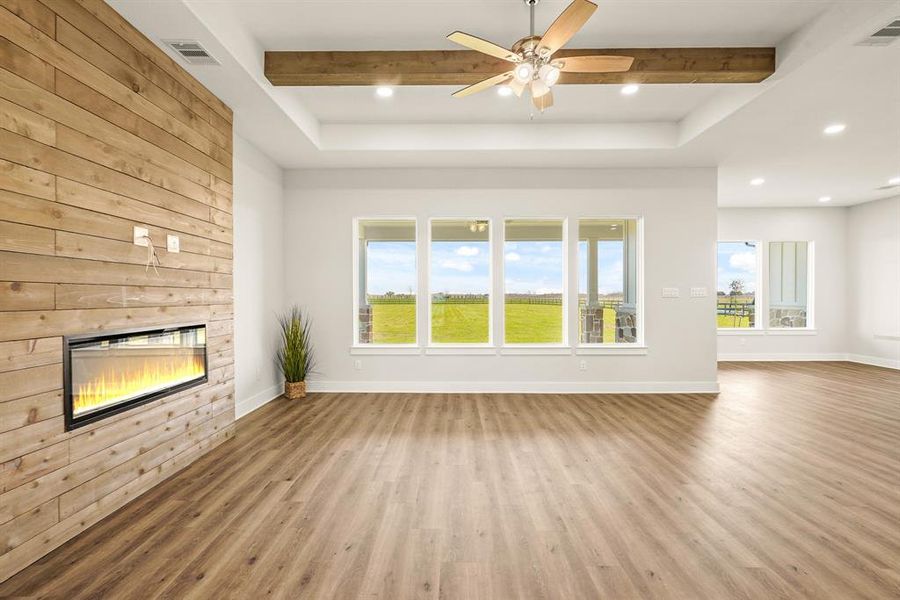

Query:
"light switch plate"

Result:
[[662, 287, 680, 298], [133, 226, 149, 247], [166, 234, 180, 253], [690, 287, 708, 298]]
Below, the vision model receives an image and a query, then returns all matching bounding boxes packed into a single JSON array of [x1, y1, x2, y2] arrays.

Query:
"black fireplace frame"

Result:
[[63, 323, 209, 431]]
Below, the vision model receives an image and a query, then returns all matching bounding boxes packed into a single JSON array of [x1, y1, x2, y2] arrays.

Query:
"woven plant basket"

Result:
[[284, 381, 306, 400]]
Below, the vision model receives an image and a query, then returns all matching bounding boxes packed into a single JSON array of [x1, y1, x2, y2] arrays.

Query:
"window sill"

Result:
[[426, 346, 497, 355], [765, 329, 817, 336], [499, 346, 572, 356], [576, 346, 648, 355], [350, 346, 421, 355], [717, 329, 765, 336]]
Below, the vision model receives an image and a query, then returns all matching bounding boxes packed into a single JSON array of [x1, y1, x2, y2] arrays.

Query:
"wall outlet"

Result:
[[354, 359, 362, 371], [133, 226, 149, 246], [662, 287, 680, 298], [579, 359, 587, 371], [166, 234, 180, 253], [690, 287, 708, 298]]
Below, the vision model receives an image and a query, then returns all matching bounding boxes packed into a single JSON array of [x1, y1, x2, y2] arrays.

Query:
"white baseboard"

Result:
[[306, 380, 720, 394], [718, 352, 900, 370], [235, 383, 283, 419], [717, 353, 847, 362], [846, 353, 900, 370]]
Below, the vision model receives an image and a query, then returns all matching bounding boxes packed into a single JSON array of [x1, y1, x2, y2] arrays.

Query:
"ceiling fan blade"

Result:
[[538, 0, 598, 56], [533, 89, 554, 112], [447, 31, 520, 62], [452, 71, 513, 98], [558, 55, 634, 73]]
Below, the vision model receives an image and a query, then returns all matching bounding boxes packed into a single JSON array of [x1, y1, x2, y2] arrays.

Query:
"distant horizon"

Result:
[[366, 239, 625, 296]]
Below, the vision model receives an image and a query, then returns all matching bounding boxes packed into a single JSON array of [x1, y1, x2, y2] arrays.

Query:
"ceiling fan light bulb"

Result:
[[539, 64, 560, 87], [514, 63, 534, 83]]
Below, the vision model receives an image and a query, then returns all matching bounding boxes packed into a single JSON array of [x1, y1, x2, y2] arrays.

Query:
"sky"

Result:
[[577, 241, 625, 296], [504, 241, 563, 295], [366, 241, 416, 295], [366, 239, 629, 296], [431, 241, 490, 294], [717, 241, 758, 294]]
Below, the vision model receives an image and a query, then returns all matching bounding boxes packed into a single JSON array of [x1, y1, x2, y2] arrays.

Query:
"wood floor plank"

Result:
[[0, 362, 898, 598]]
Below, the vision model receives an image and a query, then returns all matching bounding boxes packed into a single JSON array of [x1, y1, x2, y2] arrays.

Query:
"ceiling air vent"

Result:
[[163, 40, 220, 65], [856, 19, 900, 46]]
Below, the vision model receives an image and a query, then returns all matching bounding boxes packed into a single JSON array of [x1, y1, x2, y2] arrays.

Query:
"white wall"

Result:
[[233, 134, 285, 416], [283, 168, 719, 392], [717, 207, 849, 360], [847, 196, 900, 368]]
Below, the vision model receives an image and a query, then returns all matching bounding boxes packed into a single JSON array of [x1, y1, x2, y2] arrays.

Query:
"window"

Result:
[[768, 241, 812, 328], [355, 219, 416, 345], [504, 219, 565, 344], [429, 219, 491, 344], [717, 241, 759, 329], [578, 219, 639, 344]]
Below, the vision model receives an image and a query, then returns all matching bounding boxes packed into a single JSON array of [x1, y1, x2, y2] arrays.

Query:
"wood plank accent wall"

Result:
[[0, 0, 234, 582]]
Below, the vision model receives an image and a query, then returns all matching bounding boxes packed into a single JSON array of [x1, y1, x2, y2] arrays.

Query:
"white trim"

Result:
[[426, 346, 496, 355], [235, 384, 282, 419], [717, 328, 765, 336], [718, 352, 900, 370], [718, 352, 847, 362], [765, 329, 818, 336], [576, 345, 648, 355], [499, 346, 572, 355], [718, 329, 817, 336], [306, 380, 720, 394], [846, 354, 900, 370], [350, 346, 421, 355]]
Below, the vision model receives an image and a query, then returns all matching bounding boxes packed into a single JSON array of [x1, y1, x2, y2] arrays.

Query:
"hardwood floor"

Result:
[[1, 362, 898, 599]]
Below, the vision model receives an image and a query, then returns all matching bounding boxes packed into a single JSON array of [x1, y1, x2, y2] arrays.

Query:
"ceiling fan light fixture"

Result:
[[531, 77, 551, 98], [539, 64, 561, 86], [514, 62, 534, 84]]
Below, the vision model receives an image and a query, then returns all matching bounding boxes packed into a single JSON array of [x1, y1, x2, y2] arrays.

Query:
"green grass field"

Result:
[[717, 295, 755, 329], [370, 302, 617, 344]]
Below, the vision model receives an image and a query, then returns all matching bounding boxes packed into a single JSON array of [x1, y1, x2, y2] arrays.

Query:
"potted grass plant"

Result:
[[276, 306, 316, 399]]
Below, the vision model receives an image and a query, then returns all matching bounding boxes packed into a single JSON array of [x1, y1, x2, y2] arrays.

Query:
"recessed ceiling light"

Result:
[[621, 84, 640, 96], [375, 86, 394, 98], [818, 196, 832, 203], [750, 177, 765, 186], [823, 123, 846, 135], [889, 176, 900, 186], [497, 86, 513, 97]]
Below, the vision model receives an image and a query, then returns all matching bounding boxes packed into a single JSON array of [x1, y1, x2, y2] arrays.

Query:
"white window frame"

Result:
[[716, 239, 764, 334], [499, 216, 569, 352], [766, 240, 816, 334], [426, 217, 495, 353], [716, 239, 817, 336], [351, 217, 420, 353], [575, 216, 646, 351]]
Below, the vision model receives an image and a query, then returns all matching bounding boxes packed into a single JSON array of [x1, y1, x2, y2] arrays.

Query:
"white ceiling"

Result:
[[111, 0, 900, 207]]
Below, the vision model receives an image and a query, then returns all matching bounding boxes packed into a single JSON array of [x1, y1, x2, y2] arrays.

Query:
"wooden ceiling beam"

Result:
[[264, 47, 775, 86]]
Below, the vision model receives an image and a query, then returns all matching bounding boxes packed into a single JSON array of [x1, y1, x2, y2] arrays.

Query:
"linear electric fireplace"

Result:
[[64, 324, 208, 430]]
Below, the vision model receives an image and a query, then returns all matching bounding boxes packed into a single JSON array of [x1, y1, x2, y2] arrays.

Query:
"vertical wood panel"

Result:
[[0, 0, 233, 583]]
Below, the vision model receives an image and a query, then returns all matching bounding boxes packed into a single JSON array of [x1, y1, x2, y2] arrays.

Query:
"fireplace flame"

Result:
[[74, 355, 205, 415]]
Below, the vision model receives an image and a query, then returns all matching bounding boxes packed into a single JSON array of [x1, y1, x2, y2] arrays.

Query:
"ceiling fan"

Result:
[[447, 0, 634, 111]]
